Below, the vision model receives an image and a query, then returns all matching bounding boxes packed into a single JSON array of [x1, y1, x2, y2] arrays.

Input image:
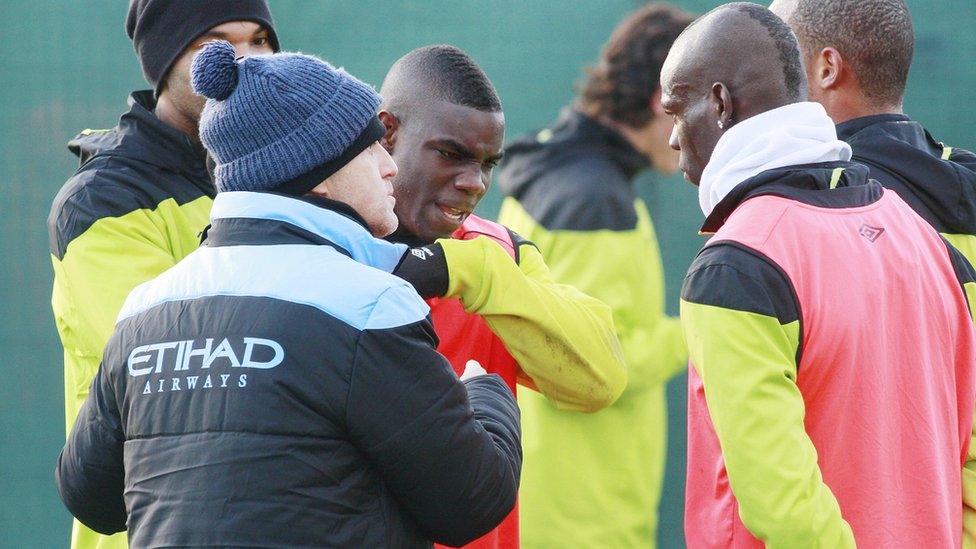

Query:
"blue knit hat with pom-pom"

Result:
[[191, 40, 386, 194]]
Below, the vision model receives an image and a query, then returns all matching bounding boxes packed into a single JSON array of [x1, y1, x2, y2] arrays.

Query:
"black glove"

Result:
[[392, 242, 450, 299]]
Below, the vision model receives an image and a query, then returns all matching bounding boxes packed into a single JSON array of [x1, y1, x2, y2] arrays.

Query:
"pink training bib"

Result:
[[686, 189, 976, 548]]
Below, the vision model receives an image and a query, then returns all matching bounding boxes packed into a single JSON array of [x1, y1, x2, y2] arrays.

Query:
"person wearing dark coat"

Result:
[[770, 1, 976, 540], [56, 41, 521, 548], [48, 4, 278, 544]]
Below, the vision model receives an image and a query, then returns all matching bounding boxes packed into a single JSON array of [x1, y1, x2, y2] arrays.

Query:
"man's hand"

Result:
[[460, 359, 487, 381]]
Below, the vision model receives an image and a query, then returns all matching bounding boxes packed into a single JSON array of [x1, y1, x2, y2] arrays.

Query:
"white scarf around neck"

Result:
[[698, 101, 852, 217]]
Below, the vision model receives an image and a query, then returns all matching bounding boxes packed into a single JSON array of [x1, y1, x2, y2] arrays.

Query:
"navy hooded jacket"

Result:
[[56, 191, 521, 548]]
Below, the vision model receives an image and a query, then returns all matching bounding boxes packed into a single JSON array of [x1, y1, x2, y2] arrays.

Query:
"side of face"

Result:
[[380, 100, 505, 243], [660, 55, 725, 186], [645, 88, 681, 174], [314, 142, 399, 237], [161, 20, 275, 122]]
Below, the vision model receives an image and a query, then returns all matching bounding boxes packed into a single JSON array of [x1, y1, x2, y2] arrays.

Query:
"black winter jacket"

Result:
[[56, 191, 521, 548], [838, 114, 976, 238]]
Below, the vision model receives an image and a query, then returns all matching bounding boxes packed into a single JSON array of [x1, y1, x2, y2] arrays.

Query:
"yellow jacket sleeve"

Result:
[[965, 425, 976, 549], [52, 196, 211, 435], [943, 234, 976, 549], [498, 197, 686, 391], [963, 276, 976, 549], [438, 235, 627, 412], [681, 251, 854, 548]]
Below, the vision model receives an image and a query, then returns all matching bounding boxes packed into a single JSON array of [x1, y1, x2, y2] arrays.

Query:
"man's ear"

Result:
[[306, 179, 332, 200], [814, 47, 844, 91], [378, 110, 399, 153], [712, 82, 734, 129]]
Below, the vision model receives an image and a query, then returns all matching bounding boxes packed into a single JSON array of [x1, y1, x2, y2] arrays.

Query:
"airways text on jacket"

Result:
[[127, 336, 285, 395]]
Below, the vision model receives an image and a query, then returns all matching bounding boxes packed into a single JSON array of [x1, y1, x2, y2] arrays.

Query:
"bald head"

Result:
[[380, 45, 501, 120], [665, 3, 805, 112], [660, 3, 806, 185]]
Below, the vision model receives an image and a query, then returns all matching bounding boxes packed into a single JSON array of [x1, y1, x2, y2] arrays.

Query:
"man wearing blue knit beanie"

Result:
[[56, 41, 522, 548]]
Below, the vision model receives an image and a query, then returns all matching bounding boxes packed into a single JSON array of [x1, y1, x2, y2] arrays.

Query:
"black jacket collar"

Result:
[[836, 113, 912, 141], [68, 90, 212, 195], [557, 109, 649, 181], [202, 191, 410, 275], [496, 108, 649, 201], [701, 161, 883, 234], [835, 113, 976, 235]]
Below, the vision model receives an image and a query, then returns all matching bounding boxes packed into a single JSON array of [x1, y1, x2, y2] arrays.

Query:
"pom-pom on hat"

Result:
[[191, 41, 239, 101], [191, 40, 387, 195]]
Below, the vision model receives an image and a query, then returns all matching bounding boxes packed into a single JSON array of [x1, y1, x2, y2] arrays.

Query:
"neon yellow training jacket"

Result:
[[48, 92, 214, 549], [496, 109, 687, 548]]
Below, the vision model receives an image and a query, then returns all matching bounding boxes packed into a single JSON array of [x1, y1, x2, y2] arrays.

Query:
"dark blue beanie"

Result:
[[191, 40, 385, 194]]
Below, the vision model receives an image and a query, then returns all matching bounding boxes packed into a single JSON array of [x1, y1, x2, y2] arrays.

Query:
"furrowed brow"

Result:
[[433, 139, 476, 158]]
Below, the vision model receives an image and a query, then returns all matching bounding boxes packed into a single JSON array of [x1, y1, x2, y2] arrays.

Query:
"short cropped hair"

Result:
[[787, 0, 914, 105], [389, 44, 502, 112], [725, 2, 805, 102], [577, 3, 694, 128]]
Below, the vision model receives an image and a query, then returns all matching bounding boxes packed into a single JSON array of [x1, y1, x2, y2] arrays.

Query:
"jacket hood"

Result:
[[698, 102, 851, 218], [67, 90, 207, 177], [838, 114, 976, 234], [497, 108, 647, 200]]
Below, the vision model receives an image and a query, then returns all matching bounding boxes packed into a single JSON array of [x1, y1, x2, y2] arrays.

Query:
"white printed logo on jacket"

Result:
[[126, 337, 285, 395]]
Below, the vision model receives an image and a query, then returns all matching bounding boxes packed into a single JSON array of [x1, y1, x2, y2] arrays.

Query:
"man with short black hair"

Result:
[[770, 0, 976, 541], [48, 3, 277, 547], [380, 44, 628, 549], [495, 5, 692, 546], [771, 0, 913, 113], [770, 0, 976, 261], [668, 3, 976, 546]]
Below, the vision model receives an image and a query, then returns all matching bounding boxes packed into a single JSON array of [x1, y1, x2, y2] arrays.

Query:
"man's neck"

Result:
[[155, 94, 201, 144], [580, 107, 651, 162], [609, 121, 651, 160], [825, 94, 903, 126]]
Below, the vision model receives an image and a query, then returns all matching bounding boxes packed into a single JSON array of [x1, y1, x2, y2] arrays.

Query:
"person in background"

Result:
[[769, 0, 976, 262], [665, 3, 976, 546], [768, 2, 976, 538], [494, 5, 692, 546], [57, 41, 521, 548], [379, 44, 628, 549], [46, 2, 277, 547]]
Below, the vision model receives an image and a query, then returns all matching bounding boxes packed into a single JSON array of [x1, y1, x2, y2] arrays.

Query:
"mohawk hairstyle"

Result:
[[721, 2, 805, 102], [383, 44, 502, 112], [787, 0, 914, 105], [578, 3, 694, 128]]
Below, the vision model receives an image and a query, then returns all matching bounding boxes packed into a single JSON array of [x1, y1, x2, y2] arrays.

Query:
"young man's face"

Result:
[[383, 99, 505, 243], [161, 21, 274, 122]]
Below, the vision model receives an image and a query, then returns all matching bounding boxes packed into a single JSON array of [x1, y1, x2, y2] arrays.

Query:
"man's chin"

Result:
[[427, 227, 455, 242], [422, 213, 465, 241], [388, 223, 450, 246]]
